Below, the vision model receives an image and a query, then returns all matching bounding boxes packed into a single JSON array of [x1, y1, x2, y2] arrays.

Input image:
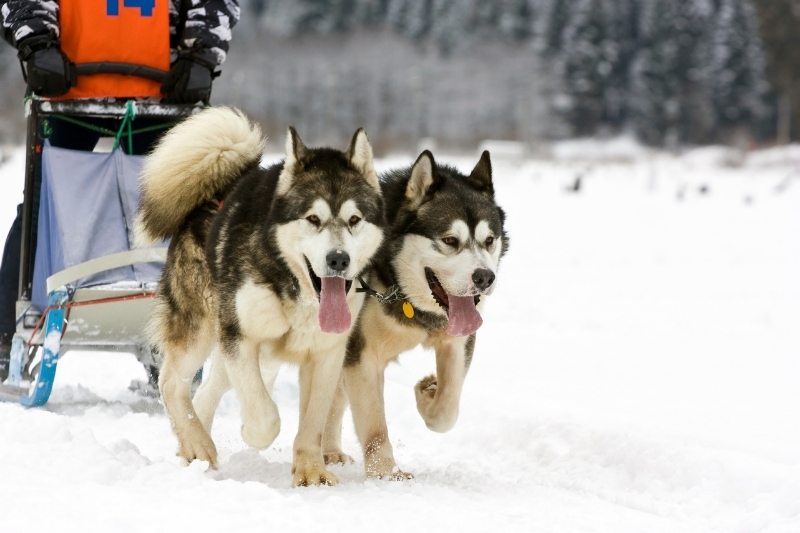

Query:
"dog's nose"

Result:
[[472, 268, 495, 291], [326, 250, 350, 272]]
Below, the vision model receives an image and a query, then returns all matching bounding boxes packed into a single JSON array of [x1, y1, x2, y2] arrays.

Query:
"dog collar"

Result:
[[357, 276, 405, 305], [357, 276, 416, 319]]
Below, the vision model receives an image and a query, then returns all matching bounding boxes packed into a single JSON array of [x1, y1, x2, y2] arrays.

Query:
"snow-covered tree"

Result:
[[560, 0, 618, 135], [753, 0, 800, 142], [710, 0, 768, 139], [544, 0, 570, 57], [630, 0, 715, 145], [500, 0, 535, 42]]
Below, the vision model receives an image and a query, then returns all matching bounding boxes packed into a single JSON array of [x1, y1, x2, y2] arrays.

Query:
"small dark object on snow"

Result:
[[566, 174, 582, 193]]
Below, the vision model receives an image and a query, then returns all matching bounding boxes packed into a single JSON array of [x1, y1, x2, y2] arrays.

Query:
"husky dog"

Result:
[[334, 150, 508, 479], [136, 107, 385, 486]]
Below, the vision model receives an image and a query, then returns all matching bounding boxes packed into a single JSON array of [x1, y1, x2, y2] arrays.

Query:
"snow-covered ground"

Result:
[[1, 141, 799, 532]]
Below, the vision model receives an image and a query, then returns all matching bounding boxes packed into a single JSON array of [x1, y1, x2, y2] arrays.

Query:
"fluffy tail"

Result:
[[135, 106, 265, 245]]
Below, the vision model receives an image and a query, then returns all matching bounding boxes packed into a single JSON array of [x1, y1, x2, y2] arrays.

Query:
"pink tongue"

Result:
[[445, 295, 483, 336], [319, 277, 351, 333]]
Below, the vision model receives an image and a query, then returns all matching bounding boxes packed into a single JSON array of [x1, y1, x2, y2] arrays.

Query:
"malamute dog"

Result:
[[334, 150, 508, 479], [136, 107, 385, 486]]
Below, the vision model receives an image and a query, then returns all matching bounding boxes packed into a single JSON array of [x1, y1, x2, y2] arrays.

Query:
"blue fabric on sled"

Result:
[[32, 142, 163, 309]]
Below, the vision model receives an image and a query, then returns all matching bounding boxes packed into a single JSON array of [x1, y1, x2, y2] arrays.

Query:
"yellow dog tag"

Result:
[[402, 301, 414, 319]]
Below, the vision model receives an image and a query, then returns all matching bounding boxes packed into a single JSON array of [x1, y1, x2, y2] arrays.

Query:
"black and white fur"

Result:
[[137, 107, 385, 486], [335, 150, 508, 479]]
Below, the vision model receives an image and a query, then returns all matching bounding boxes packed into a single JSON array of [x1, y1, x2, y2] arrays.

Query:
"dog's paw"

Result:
[[414, 374, 437, 418], [292, 462, 340, 487], [415, 374, 437, 400], [415, 374, 458, 432], [366, 464, 414, 481], [323, 450, 354, 465], [364, 452, 413, 481], [384, 469, 414, 481], [177, 429, 218, 467]]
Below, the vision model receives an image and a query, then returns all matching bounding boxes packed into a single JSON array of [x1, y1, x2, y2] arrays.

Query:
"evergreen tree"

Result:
[[560, 0, 617, 135], [405, 0, 435, 39], [357, 0, 391, 26], [752, 0, 800, 142], [631, 0, 714, 145], [387, 0, 414, 35], [544, 0, 570, 56], [710, 0, 768, 138], [603, 0, 641, 127], [431, 0, 465, 55], [501, 0, 535, 42]]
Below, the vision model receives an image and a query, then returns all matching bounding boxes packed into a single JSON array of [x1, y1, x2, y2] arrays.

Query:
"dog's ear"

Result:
[[285, 126, 308, 165], [468, 150, 494, 196], [278, 126, 307, 195], [347, 128, 380, 193], [405, 150, 438, 209]]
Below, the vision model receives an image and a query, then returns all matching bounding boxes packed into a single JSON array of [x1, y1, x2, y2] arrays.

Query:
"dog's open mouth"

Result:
[[306, 258, 353, 334], [424, 267, 483, 337], [306, 259, 353, 298]]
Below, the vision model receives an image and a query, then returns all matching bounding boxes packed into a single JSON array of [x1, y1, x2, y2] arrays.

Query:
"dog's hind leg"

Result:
[[292, 347, 348, 486], [159, 329, 218, 466], [322, 376, 353, 465], [192, 349, 230, 433], [224, 339, 280, 450], [414, 334, 474, 433], [258, 349, 282, 395]]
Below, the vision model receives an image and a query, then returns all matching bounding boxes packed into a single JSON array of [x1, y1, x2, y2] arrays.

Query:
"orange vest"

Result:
[[59, 0, 170, 99]]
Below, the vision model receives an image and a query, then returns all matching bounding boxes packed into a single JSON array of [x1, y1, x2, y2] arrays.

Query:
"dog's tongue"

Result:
[[445, 295, 483, 337], [319, 277, 351, 333]]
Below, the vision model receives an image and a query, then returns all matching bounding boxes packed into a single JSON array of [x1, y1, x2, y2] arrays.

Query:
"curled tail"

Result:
[[135, 106, 265, 245]]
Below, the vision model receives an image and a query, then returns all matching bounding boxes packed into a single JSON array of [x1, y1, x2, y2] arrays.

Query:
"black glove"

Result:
[[18, 37, 76, 97], [161, 55, 215, 104]]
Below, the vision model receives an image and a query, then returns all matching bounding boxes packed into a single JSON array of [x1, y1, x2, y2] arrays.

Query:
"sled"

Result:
[[0, 97, 198, 406]]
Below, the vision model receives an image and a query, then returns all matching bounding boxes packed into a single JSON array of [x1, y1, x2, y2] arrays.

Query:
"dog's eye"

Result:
[[348, 215, 361, 227], [306, 215, 321, 227], [485, 236, 495, 247], [442, 236, 459, 247]]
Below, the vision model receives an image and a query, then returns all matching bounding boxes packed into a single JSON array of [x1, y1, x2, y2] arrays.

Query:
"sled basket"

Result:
[[0, 98, 199, 406]]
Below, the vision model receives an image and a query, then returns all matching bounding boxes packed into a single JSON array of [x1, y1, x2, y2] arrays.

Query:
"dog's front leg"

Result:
[[344, 353, 412, 480], [292, 348, 347, 486], [415, 334, 475, 432], [224, 339, 281, 450]]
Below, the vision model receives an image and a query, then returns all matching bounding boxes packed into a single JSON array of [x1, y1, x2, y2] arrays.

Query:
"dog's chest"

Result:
[[274, 294, 360, 359]]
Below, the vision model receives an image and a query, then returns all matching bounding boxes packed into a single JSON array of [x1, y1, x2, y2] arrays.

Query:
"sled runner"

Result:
[[0, 97, 198, 406]]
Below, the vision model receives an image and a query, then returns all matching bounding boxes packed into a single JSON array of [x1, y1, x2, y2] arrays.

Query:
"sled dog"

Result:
[[337, 150, 508, 478], [137, 107, 385, 486]]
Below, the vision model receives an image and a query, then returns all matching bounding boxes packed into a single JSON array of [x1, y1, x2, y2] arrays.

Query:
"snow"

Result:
[[1, 142, 800, 532], [549, 135, 649, 163]]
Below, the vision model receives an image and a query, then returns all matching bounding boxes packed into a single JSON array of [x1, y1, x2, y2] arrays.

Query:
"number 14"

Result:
[[107, 0, 155, 17]]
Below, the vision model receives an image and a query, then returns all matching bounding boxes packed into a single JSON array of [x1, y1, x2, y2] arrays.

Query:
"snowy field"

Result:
[[1, 140, 799, 532]]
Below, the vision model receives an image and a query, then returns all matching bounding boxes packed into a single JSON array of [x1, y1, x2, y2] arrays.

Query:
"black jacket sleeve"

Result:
[[0, 0, 59, 47], [2, 1, 239, 69], [177, 0, 240, 69]]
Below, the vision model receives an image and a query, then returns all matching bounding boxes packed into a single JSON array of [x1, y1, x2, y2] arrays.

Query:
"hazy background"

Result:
[[2, 0, 799, 152]]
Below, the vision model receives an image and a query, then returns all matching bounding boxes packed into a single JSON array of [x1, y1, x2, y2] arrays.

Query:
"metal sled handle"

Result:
[[75, 62, 168, 82], [46, 248, 167, 293]]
